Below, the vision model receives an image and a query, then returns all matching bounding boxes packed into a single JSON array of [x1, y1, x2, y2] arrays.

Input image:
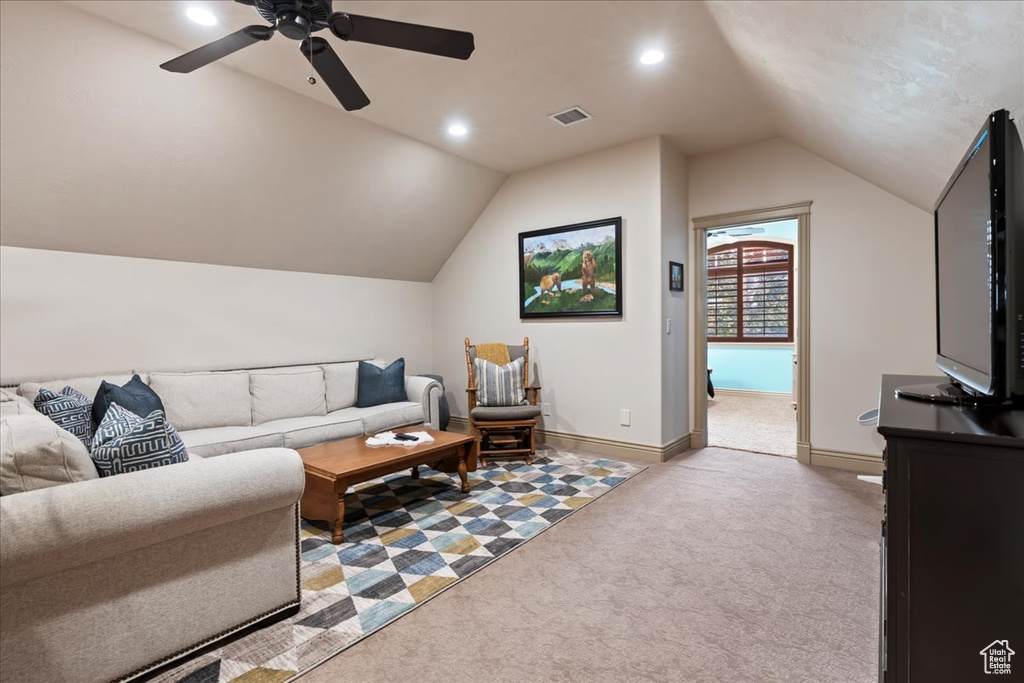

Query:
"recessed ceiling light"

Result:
[[447, 123, 468, 138], [640, 49, 665, 65], [186, 7, 218, 26]]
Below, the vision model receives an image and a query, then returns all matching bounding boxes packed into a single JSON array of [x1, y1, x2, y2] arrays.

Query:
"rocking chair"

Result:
[[464, 337, 542, 465]]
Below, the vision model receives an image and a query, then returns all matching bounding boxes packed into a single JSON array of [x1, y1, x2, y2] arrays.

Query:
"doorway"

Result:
[[692, 203, 811, 463]]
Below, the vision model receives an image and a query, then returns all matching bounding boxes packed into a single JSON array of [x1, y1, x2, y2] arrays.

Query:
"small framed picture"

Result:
[[669, 261, 684, 292]]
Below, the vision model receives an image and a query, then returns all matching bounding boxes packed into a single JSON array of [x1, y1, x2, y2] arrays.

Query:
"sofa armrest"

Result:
[[406, 376, 442, 430], [0, 448, 304, 588]]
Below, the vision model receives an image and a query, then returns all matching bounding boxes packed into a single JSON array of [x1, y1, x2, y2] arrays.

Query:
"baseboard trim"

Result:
[[714, 388, 793, 399], [808, 447, 883, 474], [797, 441, 811, 465], [448, 416, 690, 463]]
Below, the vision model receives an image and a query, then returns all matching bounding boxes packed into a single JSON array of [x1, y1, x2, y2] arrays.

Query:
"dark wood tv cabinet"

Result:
[[877, 375, 1024, 683]]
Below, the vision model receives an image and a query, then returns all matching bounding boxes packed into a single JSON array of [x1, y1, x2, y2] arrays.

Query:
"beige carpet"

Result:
[[709, 391, 797, 457], [299, 445, 883, 683]]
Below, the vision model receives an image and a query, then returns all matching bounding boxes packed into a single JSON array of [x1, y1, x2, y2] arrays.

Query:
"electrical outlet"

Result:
[[666, 318, 672, 335], [620, 409, 631, 426], [542, 402, 551, 416]]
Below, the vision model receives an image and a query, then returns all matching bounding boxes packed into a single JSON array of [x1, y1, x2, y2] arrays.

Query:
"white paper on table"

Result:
[[365, 430, 436, 447]]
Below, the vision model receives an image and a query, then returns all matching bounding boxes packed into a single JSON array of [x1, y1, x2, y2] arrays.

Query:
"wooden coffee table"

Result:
[[297, 428, 478, 544]]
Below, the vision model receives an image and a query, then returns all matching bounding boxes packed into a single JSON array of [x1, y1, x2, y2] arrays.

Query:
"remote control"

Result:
[[394, 434, 419, 442]]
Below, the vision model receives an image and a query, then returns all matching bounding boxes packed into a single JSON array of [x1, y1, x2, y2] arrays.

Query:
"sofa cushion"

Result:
[[19, 374, 137, 405], [471, 405, 542, 421], [177, 425, 284, 458], [322, 362, 359, 412], [92, 374, 164, 426], [0, 389, 36, 417], [149, 371, 251, 431], [0, 388, 24, 403], [356, 358, 406, 408], [33, 387, 94, 449], [347, 401, 424, 435], [0, 413, 99, 495], [250, 366, 327, 425], [90, 404, 188, 477], [259, 413, 363, 449], [0, 400, 37, 418]]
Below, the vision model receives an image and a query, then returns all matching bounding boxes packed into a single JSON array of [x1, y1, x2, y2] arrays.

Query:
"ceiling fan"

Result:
[[160, 0, 475, 111]]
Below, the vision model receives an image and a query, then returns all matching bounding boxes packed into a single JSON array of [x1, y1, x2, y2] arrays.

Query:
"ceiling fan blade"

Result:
[[160, 25, 274, 73], [300, 37, 370, 111], [329, 13, 474, 60]]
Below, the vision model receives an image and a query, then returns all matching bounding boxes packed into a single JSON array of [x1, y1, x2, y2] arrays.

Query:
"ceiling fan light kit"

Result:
[[161, 0, 475, 111]]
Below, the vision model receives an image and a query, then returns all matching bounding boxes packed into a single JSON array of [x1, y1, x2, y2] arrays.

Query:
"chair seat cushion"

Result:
[[471, 405, 541, 421]]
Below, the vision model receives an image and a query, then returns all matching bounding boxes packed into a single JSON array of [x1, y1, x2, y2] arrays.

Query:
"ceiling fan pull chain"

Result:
[[306, 26, 317, 85]]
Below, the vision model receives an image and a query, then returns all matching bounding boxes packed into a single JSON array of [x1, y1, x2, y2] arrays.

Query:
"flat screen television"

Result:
[[898, 109, 1024, 405]]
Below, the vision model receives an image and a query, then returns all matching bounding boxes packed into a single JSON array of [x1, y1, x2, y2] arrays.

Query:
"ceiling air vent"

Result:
[[549, 106, 593, 127]]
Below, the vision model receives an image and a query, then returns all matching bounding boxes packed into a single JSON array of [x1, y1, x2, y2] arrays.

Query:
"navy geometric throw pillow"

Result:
[[34, 386, 94, 450], [90, 403, 188, 477]]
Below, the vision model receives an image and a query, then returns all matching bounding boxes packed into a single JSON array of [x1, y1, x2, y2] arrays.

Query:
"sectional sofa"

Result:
[[16, 360, 443, 456], [0, 359, 442, 683]]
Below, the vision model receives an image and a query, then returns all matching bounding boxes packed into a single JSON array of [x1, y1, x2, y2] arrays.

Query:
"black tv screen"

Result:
[[935, 131, 993, 380], [930, 109, 1023, 402]]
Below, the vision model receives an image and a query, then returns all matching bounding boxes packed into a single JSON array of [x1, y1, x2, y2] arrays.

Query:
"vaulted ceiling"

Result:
[[704, 0, 1024, 212], [69, 0, 1023, 212], [2, 1, 1021, 280]]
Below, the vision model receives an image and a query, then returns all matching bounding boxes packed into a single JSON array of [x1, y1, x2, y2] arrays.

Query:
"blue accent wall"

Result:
[[708, 344, 794, 393]]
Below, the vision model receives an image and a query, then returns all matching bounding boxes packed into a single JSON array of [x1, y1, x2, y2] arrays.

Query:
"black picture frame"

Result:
[[669, 261, 684, 291], [519, 217, 623, 319]]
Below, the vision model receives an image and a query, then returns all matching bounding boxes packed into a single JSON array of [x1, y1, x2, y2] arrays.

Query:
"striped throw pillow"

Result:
[[474, 357, 526, 407], [34, 386, 94, 450], [90, 403, 188, 477]]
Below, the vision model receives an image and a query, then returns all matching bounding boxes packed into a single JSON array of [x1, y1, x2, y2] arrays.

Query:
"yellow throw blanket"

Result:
[[475, 343, 511, 366]]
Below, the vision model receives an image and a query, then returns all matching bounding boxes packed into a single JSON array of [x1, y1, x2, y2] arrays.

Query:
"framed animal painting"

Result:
[[518, 217, 623, 319]]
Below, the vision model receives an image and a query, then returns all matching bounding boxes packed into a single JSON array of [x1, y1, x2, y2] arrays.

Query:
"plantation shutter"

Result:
[[707, 247, 739, 340], [707, 241, 793, 342]]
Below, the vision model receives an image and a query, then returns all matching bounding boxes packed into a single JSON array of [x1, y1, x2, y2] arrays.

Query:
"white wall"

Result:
[[0, 247, 432, 385], [689, 138, 936, 455], [432, 138, 666, 446], [660, 140, 690, 443]]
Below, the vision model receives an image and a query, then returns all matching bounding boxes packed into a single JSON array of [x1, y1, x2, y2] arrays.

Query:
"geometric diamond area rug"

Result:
[[152, 447, 645, 683]]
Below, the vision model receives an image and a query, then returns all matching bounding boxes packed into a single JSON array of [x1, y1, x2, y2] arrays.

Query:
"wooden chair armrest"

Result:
[[526, 386, 541, 405]]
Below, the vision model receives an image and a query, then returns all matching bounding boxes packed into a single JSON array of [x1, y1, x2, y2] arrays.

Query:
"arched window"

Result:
[[707, 240, 794, 342]]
